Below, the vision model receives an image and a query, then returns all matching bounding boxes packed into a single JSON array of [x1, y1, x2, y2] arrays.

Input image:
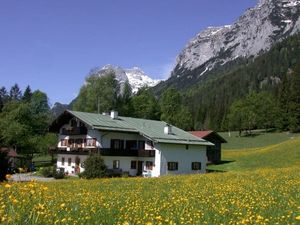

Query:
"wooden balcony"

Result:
[[49, 147, 155, 157], [100, 149, 155, 157]]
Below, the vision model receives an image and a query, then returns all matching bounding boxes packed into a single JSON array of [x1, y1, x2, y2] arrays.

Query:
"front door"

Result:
[[137, 161, 143, 176]]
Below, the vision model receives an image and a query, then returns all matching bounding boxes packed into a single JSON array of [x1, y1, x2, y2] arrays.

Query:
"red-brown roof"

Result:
[[0, 148, 18, 157], [189, 131, 227, 143], [189, 131, 213, 138]]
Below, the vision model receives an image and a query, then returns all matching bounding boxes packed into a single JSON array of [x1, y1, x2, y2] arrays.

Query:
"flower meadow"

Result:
[[1, 167, 300, 225]]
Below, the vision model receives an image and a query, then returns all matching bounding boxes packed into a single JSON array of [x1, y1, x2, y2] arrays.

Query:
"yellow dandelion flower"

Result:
[[122, 222, 129, 225], [296, 216, 300, 221], [4, 184, 11, 188], [145, 222, 152, 225], [5, 174, 12, 179], [60, 203, 66, 208]]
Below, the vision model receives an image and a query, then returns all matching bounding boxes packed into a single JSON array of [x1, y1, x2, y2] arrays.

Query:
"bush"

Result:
[[80, 154, 107, 179], [41, 166, 54, 177], [53, 171, 65, 179]]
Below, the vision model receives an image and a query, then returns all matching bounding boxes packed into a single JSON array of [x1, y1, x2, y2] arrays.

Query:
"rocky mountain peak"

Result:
[[172, 0, 300, 78], [89, 65, 161, 94]]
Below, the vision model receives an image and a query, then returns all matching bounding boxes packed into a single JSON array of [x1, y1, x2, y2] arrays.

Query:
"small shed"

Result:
[[0, 147, 19, 168], [189, 131, 226, 164]]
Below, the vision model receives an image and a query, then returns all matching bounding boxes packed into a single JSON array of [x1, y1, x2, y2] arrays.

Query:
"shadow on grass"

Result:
[[215, 160, 235, 165], [206, 169, 226, 173], [206, 160, 235, 173]]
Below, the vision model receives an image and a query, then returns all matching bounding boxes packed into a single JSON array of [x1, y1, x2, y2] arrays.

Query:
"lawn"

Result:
[[219, 131, 299, 150], [1, 134, 300, 224], [208, 135, 300, 172]]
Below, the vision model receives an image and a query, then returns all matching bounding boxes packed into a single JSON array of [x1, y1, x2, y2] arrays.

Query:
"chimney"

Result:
[[164, 124, 172, 135], [110, 111, 118, 119]]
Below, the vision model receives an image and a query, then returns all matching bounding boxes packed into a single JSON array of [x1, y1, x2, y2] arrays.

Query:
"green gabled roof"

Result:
[[118, 116, 213, 146], [69, 111, 137, 132], [51, 110, 213, 146]]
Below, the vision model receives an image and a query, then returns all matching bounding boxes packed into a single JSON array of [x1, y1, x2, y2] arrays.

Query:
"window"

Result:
[[111, 139, 124, 149], [191, 162, 201, 171], [167, 162, 178, 171], [86, 138, 96, 147], [138, 141, 145, 150], [75, 139, 83, 148], [68, 139, 74, 147], [61, 139, 67, 147], [130, 160, 137, 169], [146, 161, 153, 170], [113, 160, 120, 169], [68, 158, 72, 166], [126, 140, 137, 150], [186, 145, 189, 150], [61, 157, 65, 166]]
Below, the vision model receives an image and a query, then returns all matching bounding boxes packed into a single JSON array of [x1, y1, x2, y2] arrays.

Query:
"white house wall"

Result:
[[57, 154, 88, 174], [158, 144, 207, 176], [57, 154, 155, 176]]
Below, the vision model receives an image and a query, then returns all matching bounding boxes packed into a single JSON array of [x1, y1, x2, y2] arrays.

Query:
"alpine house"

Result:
[[49, 110, 213, 177]]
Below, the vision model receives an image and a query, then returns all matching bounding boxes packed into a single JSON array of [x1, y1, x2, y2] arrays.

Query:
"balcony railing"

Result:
[[100, 149, 155, 157], [61, 127, 87, 135], [49, 147, 155, 157]]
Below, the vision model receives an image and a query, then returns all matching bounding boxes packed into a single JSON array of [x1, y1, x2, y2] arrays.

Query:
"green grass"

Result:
[[209, 135, 300, 172], [2, 134, 300, 224], [219, 131, 299, 150]]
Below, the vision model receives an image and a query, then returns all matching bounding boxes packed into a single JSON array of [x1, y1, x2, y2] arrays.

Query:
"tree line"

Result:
[[0, 84, 56, 157], [72, 71, 193, 130]]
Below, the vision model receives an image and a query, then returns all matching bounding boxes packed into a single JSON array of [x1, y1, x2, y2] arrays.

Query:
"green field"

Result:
[[209, 135, 300, 172], [219, 131, 299, 150], [1, 133, 300, 224]]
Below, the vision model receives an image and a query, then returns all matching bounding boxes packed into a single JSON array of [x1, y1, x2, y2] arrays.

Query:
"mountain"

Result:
[[89, 65, 161, 94], [155, 0, 300, 92], [152, 0, 300, 130], [125, 67, 161, 93], [51, 102, 70, 117]]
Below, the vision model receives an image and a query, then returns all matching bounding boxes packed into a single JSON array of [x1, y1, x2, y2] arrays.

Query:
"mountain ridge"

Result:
[[170, 0, 300, 81]]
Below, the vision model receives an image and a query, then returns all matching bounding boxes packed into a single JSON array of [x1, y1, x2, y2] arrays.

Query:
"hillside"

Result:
[[220, 131, 300, 150], [209, 135, 300, 172], [152, 0, 300, 131], [154, 33, 300, 130]]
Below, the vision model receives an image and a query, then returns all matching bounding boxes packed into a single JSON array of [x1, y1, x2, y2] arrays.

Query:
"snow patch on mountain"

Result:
[[124, 67, 161, 93], [89, 65, 161, 94]]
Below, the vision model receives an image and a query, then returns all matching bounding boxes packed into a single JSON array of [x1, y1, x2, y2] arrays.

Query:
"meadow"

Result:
[[1, 135, 300, 224]]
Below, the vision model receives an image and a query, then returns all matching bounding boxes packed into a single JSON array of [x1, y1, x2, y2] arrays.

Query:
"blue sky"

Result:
[[0, 0, 257, 105]]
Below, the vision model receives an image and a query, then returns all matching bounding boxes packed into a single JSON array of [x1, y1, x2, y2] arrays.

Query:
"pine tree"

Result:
[[22, 85, 32, 102], [9, 83, 22, 101], [0, 87, 8, 112]]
